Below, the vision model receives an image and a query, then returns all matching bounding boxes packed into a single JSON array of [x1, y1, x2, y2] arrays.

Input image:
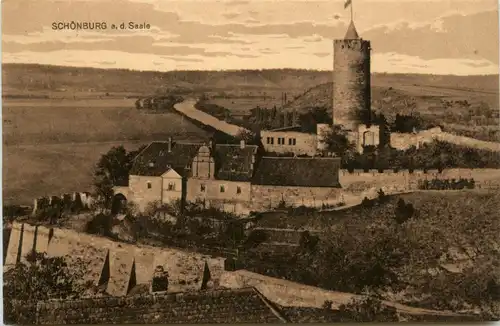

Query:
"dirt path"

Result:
[[174, 98, 250, 137]]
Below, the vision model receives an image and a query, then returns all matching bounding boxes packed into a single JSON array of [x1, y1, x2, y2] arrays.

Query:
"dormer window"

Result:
[[148, 162, 155, 168]]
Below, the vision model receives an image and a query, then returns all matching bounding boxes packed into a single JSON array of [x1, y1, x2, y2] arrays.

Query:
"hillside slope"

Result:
[[245, 190, 500, 317], [283, 80, 499, 143], [3, 63, 498, 98]]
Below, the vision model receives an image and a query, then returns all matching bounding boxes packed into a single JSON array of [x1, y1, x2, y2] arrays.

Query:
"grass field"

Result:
[[3, 98, 209, 205]]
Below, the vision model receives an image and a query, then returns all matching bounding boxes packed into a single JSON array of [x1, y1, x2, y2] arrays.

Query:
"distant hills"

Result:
[[2, 63, 498, 98]]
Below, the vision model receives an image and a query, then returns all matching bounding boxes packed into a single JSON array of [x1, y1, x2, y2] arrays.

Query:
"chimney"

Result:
[[167, 137, 172, 152], [240, 139, 245, 149]]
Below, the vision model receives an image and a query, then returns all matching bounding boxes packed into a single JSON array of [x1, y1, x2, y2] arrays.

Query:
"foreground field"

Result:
[[3, 99, 207, 146], [3, 98, 209, 204]]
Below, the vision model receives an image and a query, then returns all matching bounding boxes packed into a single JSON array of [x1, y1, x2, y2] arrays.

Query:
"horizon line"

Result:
[[2, 62, 499, 77]]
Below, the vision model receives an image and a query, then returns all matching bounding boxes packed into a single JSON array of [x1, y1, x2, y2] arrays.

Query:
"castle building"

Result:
[[115, 138, 342, 214]]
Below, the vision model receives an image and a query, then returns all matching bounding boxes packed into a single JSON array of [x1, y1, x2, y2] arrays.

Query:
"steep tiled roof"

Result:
[[130, 141, 259, 181], [129, 141, 200, 177], [344, 21, 360, 39], [36, 287, 286, 324], [252, 157, 342, 187], [214, 144, 259, 181]]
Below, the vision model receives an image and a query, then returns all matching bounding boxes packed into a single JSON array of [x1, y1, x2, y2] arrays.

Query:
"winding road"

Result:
[[174, 98, 250, 137]]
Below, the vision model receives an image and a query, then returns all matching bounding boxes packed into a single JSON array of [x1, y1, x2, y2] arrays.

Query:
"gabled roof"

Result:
[[344, 21, 360, 39], [130, 141, 259, 182], [36, 287, 287, 324], [251, 157, 342, 187], [130, 141, 200, 177], [214, 144, 259, 181]]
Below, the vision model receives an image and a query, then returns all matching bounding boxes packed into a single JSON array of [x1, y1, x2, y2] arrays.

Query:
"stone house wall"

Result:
[[261, 130, 318, 156]]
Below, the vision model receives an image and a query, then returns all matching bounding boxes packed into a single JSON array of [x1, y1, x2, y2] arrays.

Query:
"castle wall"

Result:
[[4, 222, 22, 267], [6, 222, 225, 296], [333, 39, 371, 130], [250, 185, 343, 210], [261, 130, 317, 156], [35, 226, 51, 254], [128, 175, 163, 211], [20, 224, 37, 264], [390, 127, 500, 152], [339, 168, 500, 193], [186, 178, 252, 214]]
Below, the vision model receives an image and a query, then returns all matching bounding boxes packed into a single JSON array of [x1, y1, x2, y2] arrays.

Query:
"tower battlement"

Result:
[[334, 39, 370, 51]]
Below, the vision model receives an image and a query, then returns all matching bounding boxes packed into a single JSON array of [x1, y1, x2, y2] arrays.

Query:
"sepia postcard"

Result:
[[2, 0, 500, 323]]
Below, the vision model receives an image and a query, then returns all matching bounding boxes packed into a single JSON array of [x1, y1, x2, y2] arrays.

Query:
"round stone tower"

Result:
[[333, 21, 371, 131]]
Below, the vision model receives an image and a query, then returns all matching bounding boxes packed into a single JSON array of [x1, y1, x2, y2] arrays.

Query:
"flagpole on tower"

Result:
[[351, 0, 353, 22], [344, 0, 354, 22]]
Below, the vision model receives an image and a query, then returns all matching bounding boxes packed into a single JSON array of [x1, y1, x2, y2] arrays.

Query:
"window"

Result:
[[288, 138, 296, 146], [220, 185, 225, 193], [147, 182, 152, 189], [236, 186, 242, 195], [266, 137, 274, 145], [200, 184, 206, 192], [278, 137, 285, 145], [167, 182, 175, 191]]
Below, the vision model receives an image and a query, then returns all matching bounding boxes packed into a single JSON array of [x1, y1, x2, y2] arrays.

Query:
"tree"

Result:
[[299, 231, 319, 252], [135, 99, 142, 110], [394, 198, 415, 224], [143, 97, 152, 110], [235, 129, 259, 145], [3, 252, 91, 324], [377, 188, 388, 203], [338, 296, 399, 322], [299, 107, 331, 133], [321, 125, 355, 156], [93, 145, 146, 211]]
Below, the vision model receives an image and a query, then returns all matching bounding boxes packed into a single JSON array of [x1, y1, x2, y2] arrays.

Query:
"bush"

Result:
[[3, 205, 29, 221], [299, 231, 319, 252], [361, 197, 374, 208], [418, 178, 476, 190], [244, 229, 268, 249], [85, 214, 113, 236], [338, 296, 399, 322], [394, 199, 415, 224], [377, 188, 388, 203]]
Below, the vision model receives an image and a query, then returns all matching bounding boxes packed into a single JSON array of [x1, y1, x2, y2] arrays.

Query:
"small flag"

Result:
[[344, 0, 352, 9]]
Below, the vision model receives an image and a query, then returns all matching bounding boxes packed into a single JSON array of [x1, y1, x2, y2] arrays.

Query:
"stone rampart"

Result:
[[32, 191, 94, 216], [390, 128, 500, 152], [339, 168, 500, 192], [219, 270, 466, 317], [4, 223, 23, 267], [4, 222, 225, 297], [250, 185, 343, 210]]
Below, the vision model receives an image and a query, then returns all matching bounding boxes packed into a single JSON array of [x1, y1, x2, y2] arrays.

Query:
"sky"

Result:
[[2, 0, 499, 75]]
